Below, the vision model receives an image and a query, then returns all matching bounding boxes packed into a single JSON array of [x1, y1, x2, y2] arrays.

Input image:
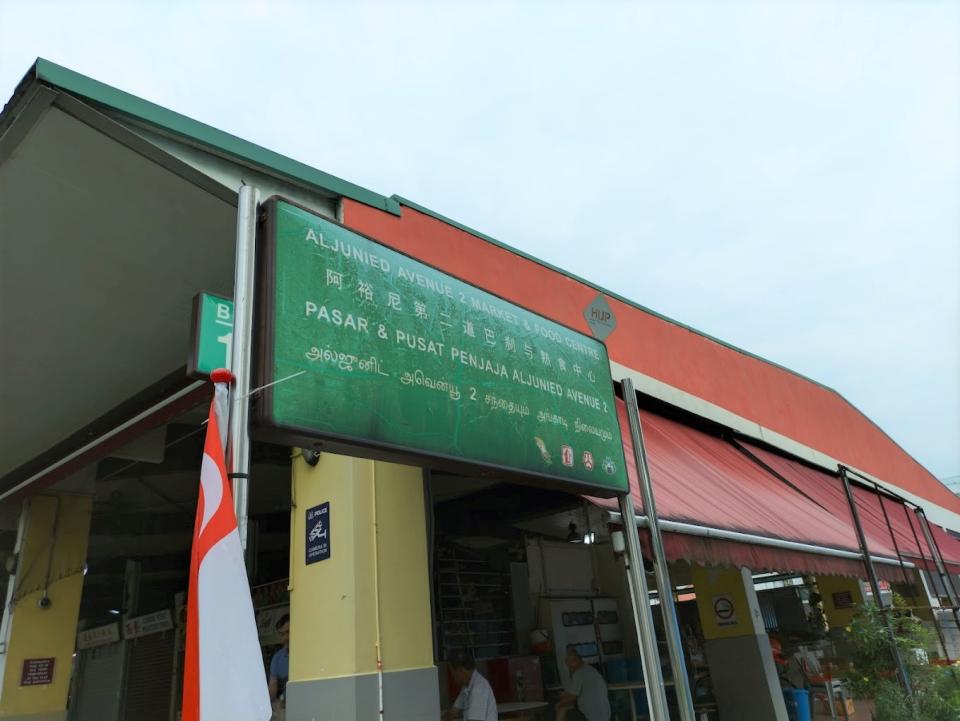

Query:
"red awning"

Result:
[[742, 441, 960, 574], [590, 402, 907, 580]]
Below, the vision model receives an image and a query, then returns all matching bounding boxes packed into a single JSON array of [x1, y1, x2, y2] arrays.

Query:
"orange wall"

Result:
[[341, 199, 960, 515]]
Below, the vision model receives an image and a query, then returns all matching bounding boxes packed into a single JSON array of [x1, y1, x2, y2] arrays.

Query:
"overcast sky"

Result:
[[2, 1, 958, 479]]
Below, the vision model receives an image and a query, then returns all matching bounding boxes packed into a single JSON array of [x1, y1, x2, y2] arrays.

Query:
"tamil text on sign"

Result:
[[254, 199, 628, 495]]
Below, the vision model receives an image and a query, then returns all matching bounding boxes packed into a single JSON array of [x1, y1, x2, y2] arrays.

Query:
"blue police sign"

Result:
[[306, 502, 330, 565]]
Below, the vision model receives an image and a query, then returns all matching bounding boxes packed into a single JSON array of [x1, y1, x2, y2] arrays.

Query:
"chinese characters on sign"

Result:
[[255, 200, 628, 495], [77, 622, 120, 650], [123, 610, 174, 640]]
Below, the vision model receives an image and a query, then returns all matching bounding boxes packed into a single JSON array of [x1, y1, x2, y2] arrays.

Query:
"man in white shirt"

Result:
[[555, 649, 611, 721], [442, 650, 498, 721]]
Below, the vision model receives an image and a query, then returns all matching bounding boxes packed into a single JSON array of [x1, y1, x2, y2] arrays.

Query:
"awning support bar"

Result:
[[915, 509, 960, 632], [622, 378, 696, 721], [876, 492, 955, 667], [839, 465, 912, 699], [601, 512, 915, 569], [617, 491, 671, 721]]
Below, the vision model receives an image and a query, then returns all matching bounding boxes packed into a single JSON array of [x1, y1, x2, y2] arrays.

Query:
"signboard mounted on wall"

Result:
[[305, 502, 330, 564], [252, 198, 628, 496], [712, 594, 737, 628], [188, 292, 234, 378], [20, 658, 54, 686], [77, 622, 120, 650]]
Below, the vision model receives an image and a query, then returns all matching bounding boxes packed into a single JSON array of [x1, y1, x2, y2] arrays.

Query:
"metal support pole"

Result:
[[839, 466, 912, 696], [622, 379, 695, 721], [227, 185, 259, 551], [876, 492, 917, 592], [903, 508, 959, 622], [878, 493, 954, 665], [912, 509, 960, 666], [618, 491, 671, 721], [916, 510, 960, 607]]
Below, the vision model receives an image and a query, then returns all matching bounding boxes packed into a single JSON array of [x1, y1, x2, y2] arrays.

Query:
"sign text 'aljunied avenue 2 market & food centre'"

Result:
[[254, 199, 628, 495]]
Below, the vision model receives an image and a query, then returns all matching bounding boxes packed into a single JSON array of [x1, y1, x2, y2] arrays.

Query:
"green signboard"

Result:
[[188, 293, 234, 378], [254, 199, 628, 495]]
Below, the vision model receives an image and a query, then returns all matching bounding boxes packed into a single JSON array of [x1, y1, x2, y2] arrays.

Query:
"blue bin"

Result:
[[782, 688, 811, 721]]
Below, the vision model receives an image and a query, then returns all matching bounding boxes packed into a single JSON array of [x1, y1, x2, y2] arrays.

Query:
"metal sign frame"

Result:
[[251, 196, 627, 497]]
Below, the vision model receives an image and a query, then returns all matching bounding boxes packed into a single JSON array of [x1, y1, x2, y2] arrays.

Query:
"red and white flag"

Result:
[[182, 374, 272, 721]]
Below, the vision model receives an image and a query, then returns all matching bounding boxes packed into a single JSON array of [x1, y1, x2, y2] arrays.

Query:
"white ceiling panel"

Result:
[[0, 107, 236, 479]]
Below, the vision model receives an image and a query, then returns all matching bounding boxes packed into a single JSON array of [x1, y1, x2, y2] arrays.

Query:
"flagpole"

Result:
[[228, 184, 259, 552]]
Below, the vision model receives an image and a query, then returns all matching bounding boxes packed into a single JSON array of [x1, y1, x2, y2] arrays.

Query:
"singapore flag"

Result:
[[181, 373, 271, 721]]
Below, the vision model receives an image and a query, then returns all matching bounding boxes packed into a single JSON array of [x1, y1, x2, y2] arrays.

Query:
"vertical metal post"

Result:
[[875, 492, 917, 591], [839, 466, 911, 696], [622, 379, 695, 721], [618, 491, 671, 721], [916, 510, 960, 607], [904, 508, 960, 660], [228, 185, 259, 551], [878, 493, 954, 664]]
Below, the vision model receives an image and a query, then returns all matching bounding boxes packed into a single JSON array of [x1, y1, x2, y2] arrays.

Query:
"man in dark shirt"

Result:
[[268, 614, 290, 714]]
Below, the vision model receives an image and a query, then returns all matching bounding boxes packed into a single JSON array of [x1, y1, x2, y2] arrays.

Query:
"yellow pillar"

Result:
[[286, 452, 438, 721], [691, 565, 788, 721], [0, 494, 92, 721], [816, 575, 865, 630], [692, 565, 765, 641], [815, 575, 866, 662]]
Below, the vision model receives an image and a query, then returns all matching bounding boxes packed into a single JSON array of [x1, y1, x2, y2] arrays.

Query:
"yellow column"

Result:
[[0, 494, 92, 721], [286, 452, 437, 721], [816, 575, 865, 629], [691, 565, 765, 640], [690, 565, 788, 721]]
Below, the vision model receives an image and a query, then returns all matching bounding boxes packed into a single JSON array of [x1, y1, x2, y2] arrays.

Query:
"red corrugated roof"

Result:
[[589, 402, 909, 579], [342, 199, 960, 518], [742, 441, 960, 572]]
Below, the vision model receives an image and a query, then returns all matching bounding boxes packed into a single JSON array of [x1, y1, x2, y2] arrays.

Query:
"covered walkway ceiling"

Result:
[[0, 99, 235, 488], [0, 64, 340, 498]]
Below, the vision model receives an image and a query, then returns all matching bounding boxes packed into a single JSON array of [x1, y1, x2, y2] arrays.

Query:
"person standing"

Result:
[[442, 650, 497, 721], [555, 649, 611, 721], [268, 614, 290, 717]]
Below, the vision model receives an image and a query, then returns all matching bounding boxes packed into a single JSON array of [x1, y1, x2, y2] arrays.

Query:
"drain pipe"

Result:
[[603, 511, 914, 569], [226, 183, 259, 553], [372, 470, 385, 721]]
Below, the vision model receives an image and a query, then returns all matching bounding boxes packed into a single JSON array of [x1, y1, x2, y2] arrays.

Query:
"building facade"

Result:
[[2, 59, 959, 721]]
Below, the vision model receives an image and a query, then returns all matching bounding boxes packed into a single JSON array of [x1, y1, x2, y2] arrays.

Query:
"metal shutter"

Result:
[[122, 632, 175, 721], [70, 642, 126, 721]]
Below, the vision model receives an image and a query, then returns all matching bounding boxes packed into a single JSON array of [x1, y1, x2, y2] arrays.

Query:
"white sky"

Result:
[[1, 1, 958, 478]]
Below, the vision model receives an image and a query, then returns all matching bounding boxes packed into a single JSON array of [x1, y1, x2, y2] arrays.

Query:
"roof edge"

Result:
[[32, 58, 402, 216], [6, 60, 944, 499], [0, 60, 42, 140], [391, 194, 835, 393], [393, 195, 953, 495]]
